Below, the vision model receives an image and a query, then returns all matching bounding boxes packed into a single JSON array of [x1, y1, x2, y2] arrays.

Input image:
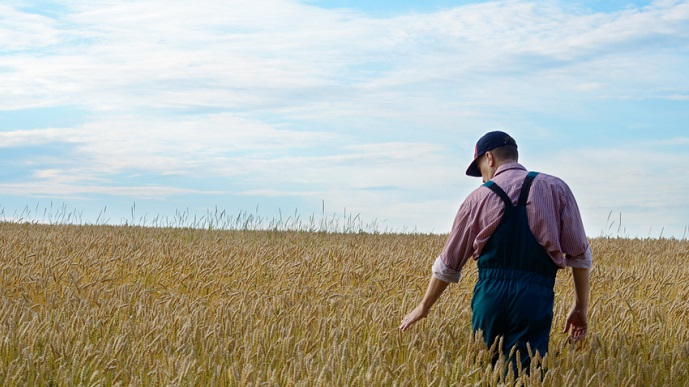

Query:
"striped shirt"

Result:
[[432, 162, 592, 283]]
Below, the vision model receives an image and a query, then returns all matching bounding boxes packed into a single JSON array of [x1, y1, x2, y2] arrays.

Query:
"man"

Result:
[[399, 131, 591, 374]]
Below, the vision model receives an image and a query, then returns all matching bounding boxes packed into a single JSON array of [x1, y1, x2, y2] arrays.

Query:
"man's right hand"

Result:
[[399, 275, 450, 331], [399, 304, 429, 331]]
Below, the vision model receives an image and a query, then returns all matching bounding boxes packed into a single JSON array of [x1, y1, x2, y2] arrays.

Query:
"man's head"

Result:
[[466, 131, 518, 181]]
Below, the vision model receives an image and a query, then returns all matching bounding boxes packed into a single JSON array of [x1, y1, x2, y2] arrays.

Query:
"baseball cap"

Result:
[[465, 131, 517, 177]]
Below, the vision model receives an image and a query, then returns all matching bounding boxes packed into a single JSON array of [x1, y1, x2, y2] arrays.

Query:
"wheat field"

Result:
[[0, 221, 688, 386]]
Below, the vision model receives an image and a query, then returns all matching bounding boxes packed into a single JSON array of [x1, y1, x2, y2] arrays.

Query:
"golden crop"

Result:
[[0, 222, 688, 386]]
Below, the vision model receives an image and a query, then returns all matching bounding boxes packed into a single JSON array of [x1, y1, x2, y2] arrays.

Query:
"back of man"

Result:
[[400, 131, 591, 376], [462, 166, 578, 373], [440, 162, 591, 276]]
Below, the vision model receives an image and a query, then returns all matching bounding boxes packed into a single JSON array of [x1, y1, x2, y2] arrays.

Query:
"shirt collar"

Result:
[[493, 162, 526, 178]]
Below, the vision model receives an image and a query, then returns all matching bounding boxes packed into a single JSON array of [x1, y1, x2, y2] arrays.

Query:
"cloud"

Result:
[[3, 0, 688, 114], [0, 127, 70, 147], [237, 189, 322, 197], [0, 180, 221, 200], [0, 4, 61, 51], [0, 112, 341, 185], [231, 141, 455, 191], [0, 113, 456, 203]]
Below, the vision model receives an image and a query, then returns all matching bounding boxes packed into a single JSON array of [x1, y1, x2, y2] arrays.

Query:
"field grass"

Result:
[[0, 221, 688, 386]]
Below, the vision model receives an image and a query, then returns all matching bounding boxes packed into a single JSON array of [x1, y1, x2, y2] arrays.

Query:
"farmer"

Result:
[[399, 131, 591, 374]]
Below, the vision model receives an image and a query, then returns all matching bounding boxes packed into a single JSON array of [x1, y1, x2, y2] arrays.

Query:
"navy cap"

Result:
[[465, 131, 517, 177]]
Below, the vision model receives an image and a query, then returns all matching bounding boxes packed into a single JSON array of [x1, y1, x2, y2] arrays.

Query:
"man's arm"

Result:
[[399, 275, 449, 331], [563, 267, 590, 343]]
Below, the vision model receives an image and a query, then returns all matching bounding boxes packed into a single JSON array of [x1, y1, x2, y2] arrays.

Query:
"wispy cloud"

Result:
[[4, 1, 687, 112], [0, 180, 222, 199]]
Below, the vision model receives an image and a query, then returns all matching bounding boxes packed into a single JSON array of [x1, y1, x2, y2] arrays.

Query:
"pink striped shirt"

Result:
[[433, 162, 592, 283]]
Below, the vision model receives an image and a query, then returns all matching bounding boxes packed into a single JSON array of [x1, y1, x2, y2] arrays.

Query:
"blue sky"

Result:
[[1, 0, 688, 237]]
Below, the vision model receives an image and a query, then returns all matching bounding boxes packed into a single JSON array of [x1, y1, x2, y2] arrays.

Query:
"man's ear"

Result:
[[485, 151, 495, 167]]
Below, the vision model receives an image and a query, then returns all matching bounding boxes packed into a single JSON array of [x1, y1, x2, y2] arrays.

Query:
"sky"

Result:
[[1, 0, 688, 238]]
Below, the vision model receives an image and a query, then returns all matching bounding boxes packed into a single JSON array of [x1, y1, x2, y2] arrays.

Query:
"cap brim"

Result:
[[466, 158, 481, 177]]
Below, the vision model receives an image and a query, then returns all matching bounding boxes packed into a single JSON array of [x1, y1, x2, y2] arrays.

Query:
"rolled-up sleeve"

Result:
[[432, 255, 462, 283], [557, 181, 593, 269], [565, 245, 593, 269]]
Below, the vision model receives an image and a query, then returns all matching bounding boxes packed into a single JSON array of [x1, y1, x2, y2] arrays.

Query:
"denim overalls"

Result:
[[471, 172, 559, 373]]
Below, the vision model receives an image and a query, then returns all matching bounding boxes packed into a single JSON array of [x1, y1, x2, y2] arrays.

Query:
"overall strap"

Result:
[[518, 171, 539, 206], [483, 181, 512, 207]]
